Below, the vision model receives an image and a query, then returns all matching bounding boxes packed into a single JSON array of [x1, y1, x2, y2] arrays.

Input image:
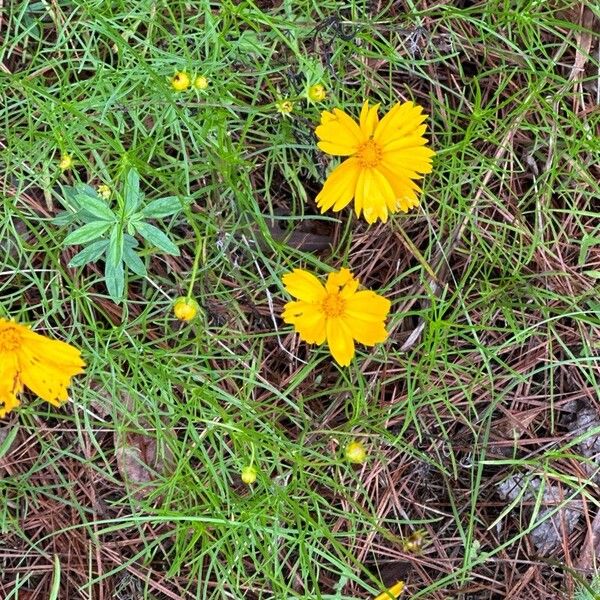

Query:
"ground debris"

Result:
[[498, 475, 582, 555]]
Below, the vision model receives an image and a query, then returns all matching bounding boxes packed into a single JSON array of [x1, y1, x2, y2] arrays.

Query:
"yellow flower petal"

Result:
[[345, 290, 392, 321], [326, 318, 355, 366], [374, 581, 405, 600], [342, 315, 388, 345], [282, 269, 326, 302], [316, 158, 361, 213], [315, 108, 365, 155], [282, 301, 327, 344], [359, 100, 380, 138]]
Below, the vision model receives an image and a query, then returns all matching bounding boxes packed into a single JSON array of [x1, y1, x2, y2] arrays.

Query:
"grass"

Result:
[[1, 0, 600, 598]]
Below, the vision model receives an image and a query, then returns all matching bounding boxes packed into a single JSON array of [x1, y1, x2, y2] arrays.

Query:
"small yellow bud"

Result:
[[308, 83, 327, 102], [241, 465, 257, 484], [345, 440, 367, 464], [275, 99, 294, 116], [171, 71, 190, 92], [97, 184, 111, 199], [59, 153, 74, 171], [173, 297, 199, 321], [373, 581, 405, 600], [193, 75, 209, 90]]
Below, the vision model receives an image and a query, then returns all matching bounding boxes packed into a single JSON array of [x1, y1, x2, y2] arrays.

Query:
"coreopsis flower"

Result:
[[193, 75, 209, 90], [59, 153, 74, 171], [345, 440, 367, 464], [308, 83, 327, 102], [241, 465, 257, 484], [275, 99, 294, 116], [282, 267, 391, 366], [171, 71, 190, 91], [315, 100, 435, 223], [374, 581, 405, 600], [0, 318, 85, 418], [173, 297, 199, 321]]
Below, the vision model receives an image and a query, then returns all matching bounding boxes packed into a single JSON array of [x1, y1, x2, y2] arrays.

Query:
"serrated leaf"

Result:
[[135, 221, 180, 256], [76, 194, 116, 221], [139, 196, 184, 219], [124, 169, 141, 216], [64, 221, 112, 245], [123, 245, 147, 276], [68, 239, 109, 267]]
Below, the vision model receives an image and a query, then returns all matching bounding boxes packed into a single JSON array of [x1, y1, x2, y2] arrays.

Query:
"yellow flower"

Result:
[[241, 465, 257, 484], [0, 318, 85, 418], [171, 71, 190, 91], [315, 100, 435, 224], [374, 581, 405, 600], [193, 75, 209, 90], [308, 83, 327, 102], [345, 440, 367, 464], [275, 99, 294, 116], [282, 267, 391, 366], [59, 153, 74, 171], [97, 184, 111, 199], [173, 297, 199, 321]]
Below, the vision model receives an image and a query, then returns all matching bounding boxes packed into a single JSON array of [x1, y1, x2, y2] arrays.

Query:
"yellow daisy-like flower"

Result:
[[374, 581, 405, 600], [315, 100, 435, 224], [0, 319, 85, 418], [171, 71, 190, 91], [282, 267, 391, 367]]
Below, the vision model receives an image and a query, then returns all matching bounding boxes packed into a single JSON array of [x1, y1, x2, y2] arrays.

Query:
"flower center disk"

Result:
[[0, 324, 22, 352], [322, 293, 345, 318], [356, 139, 383, 168]]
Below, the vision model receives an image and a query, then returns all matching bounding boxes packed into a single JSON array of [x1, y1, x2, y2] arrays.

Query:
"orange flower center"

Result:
[[0, 323, 22, 352], [322, 293, 345, 318], [356, 139, 383, 168]]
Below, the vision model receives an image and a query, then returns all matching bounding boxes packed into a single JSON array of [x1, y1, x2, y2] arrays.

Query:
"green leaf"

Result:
[[139, 196, 184, 219], [124, 168, 141, 216], [108, 225, 124, 267], [76, 194, 116, 221], [105, 260, 124, 302], [135, 221, 180, 256], [104, 227, 125, 302], [68, 239, 109, 267], [63, 221, 112, 245], [123, 245, 147, 276]]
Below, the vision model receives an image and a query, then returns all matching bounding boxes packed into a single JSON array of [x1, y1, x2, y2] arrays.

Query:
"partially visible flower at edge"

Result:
[[315, 100, 435, 224], [308, 83, 327, 102], [0, 318, 85, 418], [171, 71, 191, 91], [59, 153, 74, 171], [374, 581, 405, 600], [282, 267, 391, 367], [275, 99, 294, 116]]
